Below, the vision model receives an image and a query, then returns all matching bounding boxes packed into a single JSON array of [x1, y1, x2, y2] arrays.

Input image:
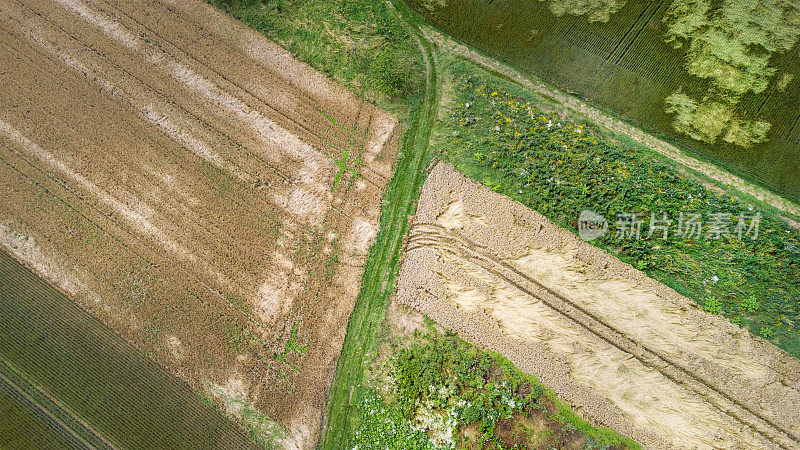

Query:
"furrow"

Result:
[[408, 223, 800, 449]]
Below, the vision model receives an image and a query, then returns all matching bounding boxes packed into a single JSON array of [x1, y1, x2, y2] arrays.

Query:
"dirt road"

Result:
[[0, 0, 399, 446], [397, 162, 800, 449]]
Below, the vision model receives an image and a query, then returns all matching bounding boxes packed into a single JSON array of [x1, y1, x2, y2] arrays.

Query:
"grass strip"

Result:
[[320, 2, 439, 447]]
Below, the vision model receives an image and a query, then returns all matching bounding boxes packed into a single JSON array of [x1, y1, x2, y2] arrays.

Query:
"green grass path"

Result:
[[320, 2, 439, 447]]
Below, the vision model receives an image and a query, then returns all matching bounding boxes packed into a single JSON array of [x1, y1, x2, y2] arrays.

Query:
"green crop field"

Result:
[[0, 362, 90, 450], [408, 0, 800, 202], [0, 251, 255, 449]]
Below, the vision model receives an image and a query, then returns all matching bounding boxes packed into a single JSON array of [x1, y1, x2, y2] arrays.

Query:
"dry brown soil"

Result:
[[396, 162, 800, 449], [0, 0, 399, 446]]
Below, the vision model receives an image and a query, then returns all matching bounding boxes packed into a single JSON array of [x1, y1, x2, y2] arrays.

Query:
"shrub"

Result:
[[703, 296, 722, 314], [370, 50, 414, 98], [741, 295, 761, 312], [394, 340, 445, 416], [353, 393, 432, 449]]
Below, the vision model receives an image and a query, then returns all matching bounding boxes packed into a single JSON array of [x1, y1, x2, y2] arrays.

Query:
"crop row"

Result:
[[0, 251, 255, 449]]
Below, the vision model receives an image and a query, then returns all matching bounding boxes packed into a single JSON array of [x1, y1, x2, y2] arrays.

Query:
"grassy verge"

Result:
[[207, 0, 424, 117], [434, 56, 800, 357], [321, 2, 439, 446]]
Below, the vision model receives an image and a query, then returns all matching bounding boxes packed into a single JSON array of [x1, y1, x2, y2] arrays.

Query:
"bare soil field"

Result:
[[396, 162, 800, 449], [0, 0, 399, 446]]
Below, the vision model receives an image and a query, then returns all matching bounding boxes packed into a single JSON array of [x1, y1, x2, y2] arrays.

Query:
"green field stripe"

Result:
[[0, 359, 114, 450], [0, 250, 256, 450], [320, 1, 439, 447]]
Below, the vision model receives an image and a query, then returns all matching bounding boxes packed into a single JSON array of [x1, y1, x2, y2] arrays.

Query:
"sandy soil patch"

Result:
[[396, 162, 800, 449]]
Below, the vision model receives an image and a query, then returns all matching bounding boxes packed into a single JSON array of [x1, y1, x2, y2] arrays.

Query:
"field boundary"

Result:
[[319, 1, 439, 447], [420, 26, 800, 218]]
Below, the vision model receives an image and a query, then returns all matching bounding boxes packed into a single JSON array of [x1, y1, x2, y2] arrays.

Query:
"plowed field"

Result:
[[396, 162, 800, 449], [0, 0, 399, 446]]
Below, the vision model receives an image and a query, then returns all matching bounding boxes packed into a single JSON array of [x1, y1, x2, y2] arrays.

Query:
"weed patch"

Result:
[[439, 61, 800, 356], [352, 329, 637, 449]]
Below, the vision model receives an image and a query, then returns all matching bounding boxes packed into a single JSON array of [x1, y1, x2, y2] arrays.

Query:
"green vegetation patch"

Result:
[[662, 0, 800, 146], [542, 0, 627, 22], [352, 329, 638, 449], [665, 0, 800, 96], [439, 60, 800, 357], [208, 0, 423, 109], [0, 251, 255, 448], [207, 383, 289, 449]]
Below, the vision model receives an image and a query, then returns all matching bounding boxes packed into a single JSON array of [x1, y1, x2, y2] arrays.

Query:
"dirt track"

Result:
[[396, 162, 800, 449], [0, 0, 398, 446]]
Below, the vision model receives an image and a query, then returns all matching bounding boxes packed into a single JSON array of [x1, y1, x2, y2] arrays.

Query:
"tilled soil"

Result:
[[0, 0, 399, 446], [396, 162, 800, 449]]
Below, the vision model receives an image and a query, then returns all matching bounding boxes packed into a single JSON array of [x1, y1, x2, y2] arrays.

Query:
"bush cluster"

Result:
[[352, 330, 634, 448]]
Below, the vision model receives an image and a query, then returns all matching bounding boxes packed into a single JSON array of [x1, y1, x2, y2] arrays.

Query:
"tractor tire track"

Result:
[[406, 220, 800, 449], [0, 359, 115, 450]]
